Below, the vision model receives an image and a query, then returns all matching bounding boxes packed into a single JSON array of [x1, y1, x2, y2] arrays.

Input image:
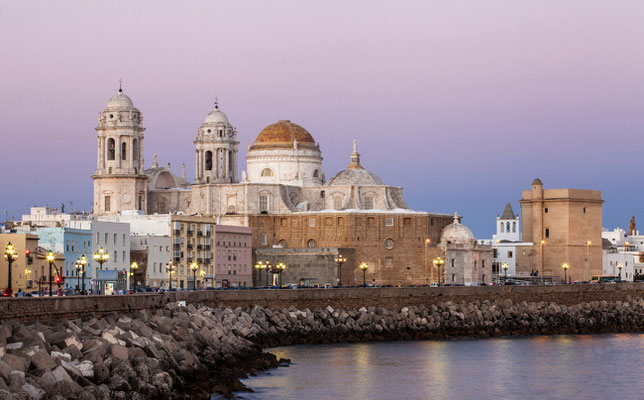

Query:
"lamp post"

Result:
[[200, 269, 206, 289], [263, 261, 271, 286], [586, 241, 591, 280], [79, 255, 87, 294], [93, 247, 109, 294], [424, 238, 431, 285], [46, 251, 55, 296], [617, 263, 623, 281], [130, 261, 138, 292], [540, 240, 545, 283], [190, 262, 199, 291], [562, 262, 569, 284], [359, 262, 368, 287], [433, 256, 445, 285], [4, 243, 17, 296], [75, 259, 82, 292], [166, 262, 176, 290], [254, 261, 264, 287], [274, 262, 286, 286], [502, 262, 509, 284], [334, 254, 347, 287]]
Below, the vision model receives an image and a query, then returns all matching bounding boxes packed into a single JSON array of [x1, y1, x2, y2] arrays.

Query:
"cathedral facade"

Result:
[[92, 89, 454, 285]]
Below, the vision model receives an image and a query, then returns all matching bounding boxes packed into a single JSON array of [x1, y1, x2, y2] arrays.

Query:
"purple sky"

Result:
[[2, 1, 644, 237]]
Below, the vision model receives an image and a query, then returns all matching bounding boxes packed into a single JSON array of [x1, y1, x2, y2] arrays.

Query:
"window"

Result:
[[260, 233, 267, 246], [259, 194, 269, 213], [451, 259, 455, 268], [385, 258, 392, 265], [545, 228, 550, 239], [507, 251, 513, 258], [500, 222, 504, 233], [114, 234, 117, 244], [404, 218, 411, 227], [205, 151, 213, 171], [506, 222, 510, 232], [96, 232, 100, 244], [308, 218, 316, 227], [512, 222, 516, 233], [545, 208, 548, 213], [313, 169, 319, 178], [385, 218, 394, 227], [107, 138, 115, 160], [337, 217, 343, 226], [307, 239, 317, 248], [482, 260, 486, 269], [113, 251, 117, 262], [122, 234, 126, 245], [122, 251, 125, 261], [133, 139, 139, 160], [278, 239, 287, 248], [583, 207, 587, 213], [493, 249, 498, 258], [105, 196, 111, 212], [364, 196, 374, 209], [334, 196, 342, 210], [261, 168, 274, 177], [105, 233, 108, 244], [367, 217, 375, 226], [384, 239, 394, 249], [121, 142, 127, 160]]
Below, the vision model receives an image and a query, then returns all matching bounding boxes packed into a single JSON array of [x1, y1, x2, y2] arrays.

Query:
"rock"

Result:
[[4, 343, 23, 352], [64, 336, 82, 351], [30, 351, 56, 371], [110, 345, 128, 361], [2, 354, 29, 373], [0, 390, 15, 400], [151, 372, 172, 397], [8, 371, 24, 389], [21, 383, 45, 400], [76, 361, 94, 379]]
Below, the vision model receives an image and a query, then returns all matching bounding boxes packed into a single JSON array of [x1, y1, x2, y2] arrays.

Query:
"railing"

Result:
[[187, 230, 194, 236], [187, 243, 193, 249], [197, 244, 203, 250]]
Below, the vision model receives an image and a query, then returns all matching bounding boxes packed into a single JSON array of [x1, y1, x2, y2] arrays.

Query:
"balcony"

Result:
[[173, 243, 181, 250], [197, 230, 203, 236], [173, 256, 181, 262], [197, 244, 203, 250], [173, 229, 181, 235], [187, 243, 193, 249], [186, 229, 194, 236], [205, 244, 211, 250], [205, 231, 211, 237], [187, 257, 193, 263], [197, 258, 203, 263]]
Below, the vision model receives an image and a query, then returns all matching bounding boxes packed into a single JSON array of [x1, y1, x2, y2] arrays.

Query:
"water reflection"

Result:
[[244, 334, 644, 400]]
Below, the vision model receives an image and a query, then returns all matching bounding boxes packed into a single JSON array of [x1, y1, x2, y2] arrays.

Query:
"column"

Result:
[[97, 136, 102, 171], [195, 149, 200, 182], [224, 150, 229, 180]]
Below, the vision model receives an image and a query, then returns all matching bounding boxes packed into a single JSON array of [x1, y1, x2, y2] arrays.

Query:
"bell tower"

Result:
[[194, 99, 239, 184], [92, 85, 148, 215]]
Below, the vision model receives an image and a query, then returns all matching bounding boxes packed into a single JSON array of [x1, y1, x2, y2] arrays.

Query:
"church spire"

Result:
[[348, 139, 363, 169]]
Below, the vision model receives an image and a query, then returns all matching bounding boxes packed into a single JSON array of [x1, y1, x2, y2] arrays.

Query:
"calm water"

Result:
[[239, 334, 644, 400]]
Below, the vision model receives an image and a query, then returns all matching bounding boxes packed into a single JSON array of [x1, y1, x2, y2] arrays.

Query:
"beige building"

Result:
[[519, 178, 603, 281], [170, 215, 216, 289], [439, 216, 493, 285]]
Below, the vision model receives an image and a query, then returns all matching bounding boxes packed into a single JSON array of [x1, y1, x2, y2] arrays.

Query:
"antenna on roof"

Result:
[[118, 78, 123, 93]]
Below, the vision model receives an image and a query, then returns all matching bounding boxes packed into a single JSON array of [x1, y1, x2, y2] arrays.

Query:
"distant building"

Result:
[[0, 233, 43, 293], [34, 227, 93, 290], [130, 234, 171, 288], [602, 224, 644, 282], [21, 207, 93, 229], [519, 178, 603, 282], [170, 215, 216, 289], [91, 221, 130, 293], [440, 215, 493, 286], [214, 225, 252, 288]]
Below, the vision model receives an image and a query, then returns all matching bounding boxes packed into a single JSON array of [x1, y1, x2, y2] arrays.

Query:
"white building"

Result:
[[131, 235, 170, 288], [91, 221, 130, 292], [601, 226, 644, 282], [21, 207, 93, 229], [440, 214, 493, 286]]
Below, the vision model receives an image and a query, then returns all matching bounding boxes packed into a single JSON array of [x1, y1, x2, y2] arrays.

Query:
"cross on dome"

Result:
[[214, 97, 219, 110], [348, 138, 362, 169], [118, 78, 123, 93]]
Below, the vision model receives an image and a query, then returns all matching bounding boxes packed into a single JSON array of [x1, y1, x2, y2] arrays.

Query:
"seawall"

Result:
[[2, 283, 644, 323]]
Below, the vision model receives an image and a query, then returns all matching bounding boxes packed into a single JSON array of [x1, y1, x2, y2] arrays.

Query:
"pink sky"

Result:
[[2, 1, 644, 236]]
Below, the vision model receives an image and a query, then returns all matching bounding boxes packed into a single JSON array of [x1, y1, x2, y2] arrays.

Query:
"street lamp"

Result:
[[166, 262, 176, 290], [46, 251, 55, 296], [190, 262, 199, 291], [433, 256, 445, 285], [359, 262, 368, 287], [4, 242, 18, 296], [130, 261, 139, 291], [200, 269, 206, 289], [334, 254, 347, 287], [562, 262, 569, 284], [617, 263, 623, 280], [263, 261, 271, 286], [75, 259, 82, 293], [254, 261, 264, 287], [424, 238, 431, 284], [274, 262, 286, 286], [78, 255, 87, 294], [502, 262, 509, 284], [540, 240, 545, 283], [93, 247, 109, 294]]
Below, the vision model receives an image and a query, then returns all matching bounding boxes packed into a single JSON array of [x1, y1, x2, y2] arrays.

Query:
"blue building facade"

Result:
[[35, 227, 93, 290]]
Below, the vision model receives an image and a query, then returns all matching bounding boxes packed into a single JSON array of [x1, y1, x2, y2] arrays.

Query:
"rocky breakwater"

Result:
[[0, 297, 644, 399]]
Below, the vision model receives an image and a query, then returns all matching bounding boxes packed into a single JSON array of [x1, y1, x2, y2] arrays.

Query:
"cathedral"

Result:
[[92, 88, 457, 285]]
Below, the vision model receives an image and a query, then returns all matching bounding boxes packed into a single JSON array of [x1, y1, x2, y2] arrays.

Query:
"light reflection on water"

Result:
[[239, 334, 644, 400]]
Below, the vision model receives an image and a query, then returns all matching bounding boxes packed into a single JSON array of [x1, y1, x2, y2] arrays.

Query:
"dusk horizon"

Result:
[[3, 0, 644, 237]]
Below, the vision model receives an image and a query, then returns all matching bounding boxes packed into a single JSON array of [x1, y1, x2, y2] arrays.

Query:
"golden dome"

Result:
[[251, 120, 316, 150]]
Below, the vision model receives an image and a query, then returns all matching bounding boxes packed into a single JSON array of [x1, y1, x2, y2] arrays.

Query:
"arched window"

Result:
[[506, 222, 510, 232], [107, 138, 115, 160], [261, 168, 274, 177], [334, 196, 342, 210], [121, 142, 127, 160], [313, 169, 319, 178], [205, 151, 213, 171], [259, 194, 269, 212], [500, 222, 504, 232], [307, 239, 317, 248], [278, 239, 287, 248], [133, 139, 139, 161], [512, 222, 516, 233]]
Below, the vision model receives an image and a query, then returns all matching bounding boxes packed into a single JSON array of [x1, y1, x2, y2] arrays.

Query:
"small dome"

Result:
[[107, 91, 134, 109], [204, 108, 230, 125], [251, 120, 316, 150], [326, 168, 385, 186], [532, 178, 543, 186], [441, 214, 476, 244]]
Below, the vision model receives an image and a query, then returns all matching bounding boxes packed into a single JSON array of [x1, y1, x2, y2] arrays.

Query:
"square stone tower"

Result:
[[519, 178, 603, 281]]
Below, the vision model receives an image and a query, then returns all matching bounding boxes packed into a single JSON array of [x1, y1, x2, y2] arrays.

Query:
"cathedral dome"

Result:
[[251, 120, 316, 150], [204, 107, 230, 125], [441, 215, 476, 244], [326, 139, 385, 186], [107, 90, 134, 109]]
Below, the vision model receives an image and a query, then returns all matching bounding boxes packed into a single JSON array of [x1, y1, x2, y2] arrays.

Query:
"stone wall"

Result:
[[2, 283, 644, 323]]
